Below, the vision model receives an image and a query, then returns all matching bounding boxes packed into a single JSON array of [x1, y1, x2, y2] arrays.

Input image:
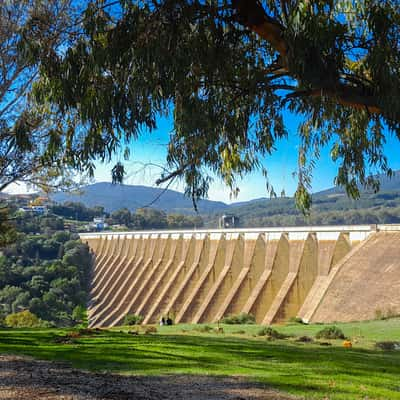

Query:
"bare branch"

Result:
[[155, 163, 191, 186]]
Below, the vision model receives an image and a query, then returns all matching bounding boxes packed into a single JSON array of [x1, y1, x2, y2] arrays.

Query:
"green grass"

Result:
[[0, 319, 400, 399], [155, 318, 400, 346]]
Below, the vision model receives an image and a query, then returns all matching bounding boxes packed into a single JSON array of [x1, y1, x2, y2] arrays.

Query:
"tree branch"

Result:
[[233, 0, 288, 57], [232, 0, 382, 115], [311, 85, 380, 113], [155, 162, 191, 185]]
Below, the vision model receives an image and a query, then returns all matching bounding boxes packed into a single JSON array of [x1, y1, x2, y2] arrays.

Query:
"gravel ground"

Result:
[[0, 355, 297, 400]]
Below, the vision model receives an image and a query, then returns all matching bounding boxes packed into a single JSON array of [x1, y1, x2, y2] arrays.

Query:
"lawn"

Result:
[[0, 319, 399, 399]]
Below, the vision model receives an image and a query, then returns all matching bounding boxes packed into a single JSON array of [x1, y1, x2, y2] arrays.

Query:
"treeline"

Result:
[[107, 207, 203, 230], [50, 202, 105, 221], [49, 202, 203, 230], [49, 201, 204, 230], [0, 213, 91, 327], [14, 213, 64, 234], [240, 206, 400, 228], [203, 191, 400, 228]]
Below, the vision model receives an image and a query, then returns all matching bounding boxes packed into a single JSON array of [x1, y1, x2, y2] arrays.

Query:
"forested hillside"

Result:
[[0, 212, 91, 327], [51, 182, 227, 214], [204, 191, 400, 227], [0, 200, 206, 328], [49, 201, 204, 229], [48, 172, 400, 228]]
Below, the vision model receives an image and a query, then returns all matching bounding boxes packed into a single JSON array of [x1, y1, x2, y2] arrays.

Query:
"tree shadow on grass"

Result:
[[0, 354, 294, 400]]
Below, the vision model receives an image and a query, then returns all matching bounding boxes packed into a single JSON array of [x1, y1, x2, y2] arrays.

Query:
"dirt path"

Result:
[[0, 355, 297, 400]]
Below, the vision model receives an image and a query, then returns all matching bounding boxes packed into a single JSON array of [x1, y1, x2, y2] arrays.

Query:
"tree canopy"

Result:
[[0, 0, 83, 193], [0, 212, 91, 327], [18, 0, 400, 209]]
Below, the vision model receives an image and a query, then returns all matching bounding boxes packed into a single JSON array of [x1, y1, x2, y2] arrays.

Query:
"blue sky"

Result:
[[91, 114, 400, 203], [6, 112, 399, 202]]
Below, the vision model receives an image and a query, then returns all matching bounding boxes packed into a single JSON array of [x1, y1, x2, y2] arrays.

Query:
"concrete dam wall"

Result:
[[81, 225, 400, 327]]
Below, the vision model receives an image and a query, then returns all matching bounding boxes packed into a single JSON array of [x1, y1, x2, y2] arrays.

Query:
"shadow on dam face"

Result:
[[81, 225, 400, 327]]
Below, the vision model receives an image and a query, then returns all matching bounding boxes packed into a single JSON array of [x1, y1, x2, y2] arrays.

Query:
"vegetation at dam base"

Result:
[[0, 318, 399, 400], [0, 201, 204, 327]]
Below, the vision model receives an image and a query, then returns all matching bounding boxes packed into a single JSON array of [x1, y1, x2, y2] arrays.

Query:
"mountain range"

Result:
[[50, 171, 400, 216], [51, 182, 227, 214]]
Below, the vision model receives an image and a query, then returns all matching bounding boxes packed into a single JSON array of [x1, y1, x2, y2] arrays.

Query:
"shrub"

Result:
[[0, 313, 6, 328], [315, 326, 346, 340], [375, 308, 399, 320], [77, 328, 100, 336], [72, 305, 87, 324], [257, 327, 286, 339], [5, 310, 43, 328], [195, 325, 213, 333], [296, 335, 313, 343], [289, 317, 304, 324], [220, 313, 255, 325], [39, 319, 55, 328], [375, 341, 400, 351], [144, 326, 157, 334], [123, 314, 144, 326]]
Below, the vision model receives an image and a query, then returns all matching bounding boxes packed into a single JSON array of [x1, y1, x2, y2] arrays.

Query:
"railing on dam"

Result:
[[81, 224, 400, 327]]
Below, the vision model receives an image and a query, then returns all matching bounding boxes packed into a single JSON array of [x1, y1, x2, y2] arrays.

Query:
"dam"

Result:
[[81, 224, 400, 327]]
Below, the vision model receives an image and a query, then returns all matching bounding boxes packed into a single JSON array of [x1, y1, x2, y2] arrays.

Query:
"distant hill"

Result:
[[202, 171, 400, 227], [38, 170, 400, 227], [315, 171, 400, 197], [51, 182, 228, 214]]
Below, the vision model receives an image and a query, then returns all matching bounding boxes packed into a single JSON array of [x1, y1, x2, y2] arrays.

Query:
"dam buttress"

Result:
[[81, 225, 400, 327]]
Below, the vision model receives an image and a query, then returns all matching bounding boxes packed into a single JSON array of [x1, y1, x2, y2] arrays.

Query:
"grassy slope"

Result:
[[0, 319, 399, 400]]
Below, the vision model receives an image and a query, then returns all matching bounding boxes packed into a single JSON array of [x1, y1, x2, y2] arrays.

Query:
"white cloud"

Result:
[[3, 182, 37, 195]]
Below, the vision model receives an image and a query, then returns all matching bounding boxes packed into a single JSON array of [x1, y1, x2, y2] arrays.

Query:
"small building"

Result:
[[89, 217, 108, 231], [219, 214, 240, 229], [18, 206, 47, 215]]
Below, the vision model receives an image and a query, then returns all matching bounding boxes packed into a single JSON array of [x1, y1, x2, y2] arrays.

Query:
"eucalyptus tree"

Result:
[[29, 0, 399, 209], [0, 0, 81, 192], [0, 1, 90, 243]]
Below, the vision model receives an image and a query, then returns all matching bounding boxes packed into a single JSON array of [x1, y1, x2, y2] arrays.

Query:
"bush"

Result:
[[289, 317, 304, 324], [5, 310, 43, 328], [257, 327, 286, 339], [315, 326, 346, 340], [144, 326, 157, 334], [194, 325, 213, 333], [72, 305, 87, 325], [375, 341, 400, 351], [375, 308, 399, 320], [123, 314, 144, 326], [220, 313, 255, 325], [296, 335, 313, 343]]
